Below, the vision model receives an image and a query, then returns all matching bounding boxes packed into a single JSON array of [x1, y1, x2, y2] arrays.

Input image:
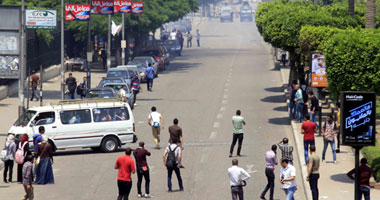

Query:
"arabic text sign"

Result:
[[91, 0, 114, 15], [65, 4, 91, 21], [341, 92, 376, 146], [132, 2, 143, 14], [25, 9, 57, 29], [114, 0, 132, 13]]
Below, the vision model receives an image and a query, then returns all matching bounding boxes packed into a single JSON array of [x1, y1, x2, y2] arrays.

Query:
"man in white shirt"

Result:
[[170, 30, 177, 40], [163, 137, 183, 192], [228, 159, 250, 200], [148, 106, 165, 149], [280, 159, 297, 200], [119, 85, 128, 102]]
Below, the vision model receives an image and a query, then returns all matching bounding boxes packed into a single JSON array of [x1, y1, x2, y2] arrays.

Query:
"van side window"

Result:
[[93, 107, 130, 122], [60, 110, 92, 125], [33, 112, 55, 126]]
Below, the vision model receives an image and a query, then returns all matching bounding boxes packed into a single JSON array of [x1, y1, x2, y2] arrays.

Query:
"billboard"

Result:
[[310, 52, 327, 87], [91, 0, 114, 15], [114, 0, 132, 13], [25, 9, 57, 29], [132, 2, 143, 14], [65, 4, 91, 21], [341, 91, 377, 147]]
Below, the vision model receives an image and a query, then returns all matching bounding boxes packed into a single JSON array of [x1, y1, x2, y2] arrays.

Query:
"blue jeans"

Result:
[[322, 139, 336, 161], [296, 103, 304, 122], [289, 101, 296, 119], [310, 111, 319, 130], [304, 140, 315, 165], [67, 89, 75, 99], [359, 186, 370, 200], [283, 186, 296, 200]]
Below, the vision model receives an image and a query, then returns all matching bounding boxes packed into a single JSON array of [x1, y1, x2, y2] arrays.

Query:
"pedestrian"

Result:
[[131, 72, 142, 108], [228, 159, 250, 200], [301, 115, 317, 165], [308, 91, 320, 131], [78, 76, 88, 99], [176, 30, 184, 50], [33, 126, 45, 153], [35, 135, 54, 185], [294, 84, 304, 123], [280, 159, 297, 200], [144, 63, 155, 92], [30, 70, 40, 101], [186, 31, 192, 48], [119, 85, 128, 103], [2, 134, 17, 183], [321, 114, 337, 164], [133, 142, 153, 198], [307, 145, 320, 200], [288, 81, 297, 119], [163, 137, 184, 192], [148, 106, 165, 149], [65, 72, 77, 99], [196, 29, 200, 47], [347, 158, 372, 200], [277, 138, 293, 165], [281, 51, 286, 67], [170, 30, 177, 40], [260, 145, 278, 200], [169, 118, 184, 150], [301, 83, 309, 119], [21, 155, 34, 200], [336, 102, 341, 153], [17, 134, 31, 183], [230, 110, 246, 157], [115, 147, 135, 200]]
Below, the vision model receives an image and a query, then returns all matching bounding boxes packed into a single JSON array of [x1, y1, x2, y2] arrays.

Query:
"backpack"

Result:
[[166, 145, 178, 168], [1, 143, 10, 161], [76, 85, 81, 95], [15, 142, 27, 164]]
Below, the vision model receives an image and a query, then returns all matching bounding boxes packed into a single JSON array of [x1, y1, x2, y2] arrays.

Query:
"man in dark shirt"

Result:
[[289, 83, 297, 119], [30, 70, 40, 101], [168, 118, 183, 149], [277, 137, 294, 165], [347, 158, 372, 200], [65, 73, 77, 99], [309, 91, 320, 131], [133, 142, 152, 198]]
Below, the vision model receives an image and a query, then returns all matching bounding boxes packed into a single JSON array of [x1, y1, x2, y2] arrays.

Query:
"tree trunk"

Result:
[[365, 0, 376, 29], [348, 0, 355, 16]]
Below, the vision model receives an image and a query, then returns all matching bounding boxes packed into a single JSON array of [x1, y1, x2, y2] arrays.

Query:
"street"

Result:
[[0, 17, 306, 200]]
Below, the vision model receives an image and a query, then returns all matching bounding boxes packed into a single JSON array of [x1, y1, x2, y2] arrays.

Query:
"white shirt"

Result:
[[164, 144, 182, 164], [280, 164, 297, 189], [311, 58, 320, 73], [148, 111, 162, 126], [170, 32, 177, 40], [228, 165, 250, 186], [119, 89, 126, 101]]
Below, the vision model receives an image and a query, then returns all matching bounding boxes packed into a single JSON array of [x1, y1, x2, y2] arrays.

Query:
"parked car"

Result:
[[85, 87, 118, 99], [220, 8, 233, 22], [97, 77, 126, 87], [240, 2, 253, 22], [163, 40, 182, 56], [130, 56, 159, 78], [106, 68, 133, 85], [103, 83, 133, 107], [8, 99, 136, 153], [138, 46, 167, 71], [117, 65, 144, 81]]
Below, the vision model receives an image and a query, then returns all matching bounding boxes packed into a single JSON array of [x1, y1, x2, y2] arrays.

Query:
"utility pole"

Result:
[[107, 15, 111, 70], [87, 0, 92, 89], [18, 0, 26, 116], [60, 0, 65, 100], [121, 13, 125, 65]]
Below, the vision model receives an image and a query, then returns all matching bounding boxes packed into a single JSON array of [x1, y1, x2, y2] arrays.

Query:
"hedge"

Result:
[[362, 142, 380, 182]]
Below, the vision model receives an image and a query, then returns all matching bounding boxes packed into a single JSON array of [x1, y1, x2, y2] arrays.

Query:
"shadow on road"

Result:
[[161, 62, 201, 74], [268, 117, 289, 126], [264, 87, 283, 93], [53, 148, 126, 157], [260, 95, 284, 103], [330, 173, 352, 184], [273, 105, 288, 112]]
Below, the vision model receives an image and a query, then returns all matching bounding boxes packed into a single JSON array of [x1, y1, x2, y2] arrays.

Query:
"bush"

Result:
[[362, 143, 380, 182]]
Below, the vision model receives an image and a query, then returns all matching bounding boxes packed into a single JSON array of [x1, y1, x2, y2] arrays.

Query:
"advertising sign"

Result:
[[65, 4, 91, 21], [25, 9, 57, 29], [114, 0, 132, 13], [341, 91, 376, 146], [310, 52, 327, 87], [91, 0, 114, 15], [132, 2, 143, 14]]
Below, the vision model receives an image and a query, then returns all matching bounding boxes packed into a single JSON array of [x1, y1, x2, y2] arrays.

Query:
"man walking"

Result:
[[148, 107, 164, 149], [196, 29, 200, 47], [228, 159, 250, 200], [186, 32, 192, 48], [133, 142, 153, 198], [288, 81, 297, 119], [294, 84, 304, 123], [144, 63, 155, 92], [163, 137, 183, 192], [347, 158, 372, 200], [115, 147, 135, 200], [21, 155, 34, 200], [33, 126, 45, 153], [277, 138, 293, 165], [130, 73, 142, 108], [30, 70, 40, 101], [280, 159, 297, 200], [230, 110, 246, 157], [65, 73, 77, 99], [301, 115, 317, 165], [309, 91, 320, 130], [78, 76, 88, 99], [322, 114, 337, 163], [307, 145, 320, 200], [260, 145, 278, 200], [169, 118, 183, 150]]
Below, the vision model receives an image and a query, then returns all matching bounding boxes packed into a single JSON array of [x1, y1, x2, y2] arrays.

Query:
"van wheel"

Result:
[[101, 137, 119, 152]]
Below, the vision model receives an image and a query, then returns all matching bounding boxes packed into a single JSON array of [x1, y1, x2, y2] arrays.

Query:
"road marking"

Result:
[[213, 122, 220, 128], [225, 83, 230, 87], [224, 88, 229, 92], [223, 94, 228, 99], [138, 121, 145, 124], [226, 79, 231, 82], [217, 113, 223, 119], [320, 196, 328, 199], [200, 153, 207, 163], [209, 131, 217, 139], [220, 107, 226, 111], [246, 164, 257, 174], [222, 100, 228, 104]]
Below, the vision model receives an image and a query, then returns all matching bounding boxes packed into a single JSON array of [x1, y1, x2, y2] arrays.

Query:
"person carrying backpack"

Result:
[[16, 134, 31, 183], [163, 137, 183, 192], [2, 134, 17, 183], [76, 76, 88, 99]]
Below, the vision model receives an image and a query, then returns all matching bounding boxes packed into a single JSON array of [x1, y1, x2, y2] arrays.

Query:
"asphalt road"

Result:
[[0, 17, 306, 200]]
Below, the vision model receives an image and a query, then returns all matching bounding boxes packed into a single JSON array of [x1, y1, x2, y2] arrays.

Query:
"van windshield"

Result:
[[13, 110, 36, 127]]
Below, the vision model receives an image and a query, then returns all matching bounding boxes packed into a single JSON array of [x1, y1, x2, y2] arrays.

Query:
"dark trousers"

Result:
[[132, 90, 139, 106], [187, 40, 192, 48], [230, 133, 244, 155], [17, 163, 24, 182], [31, 86, 39, 101], [167, 166, 183, 191], [197, 39, 200, 47], [231, 186, 244, 200], [147, 78, 153, 91], [359, 186, 370, 200], [261, 169, 275, 199], [3, 160, 14, 182], [309, 173, 319, 200], [117, 180, 132, 200], [304, 140, 315, 165], [137, 168, 150, 195], [68, 89, 75, 99]]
